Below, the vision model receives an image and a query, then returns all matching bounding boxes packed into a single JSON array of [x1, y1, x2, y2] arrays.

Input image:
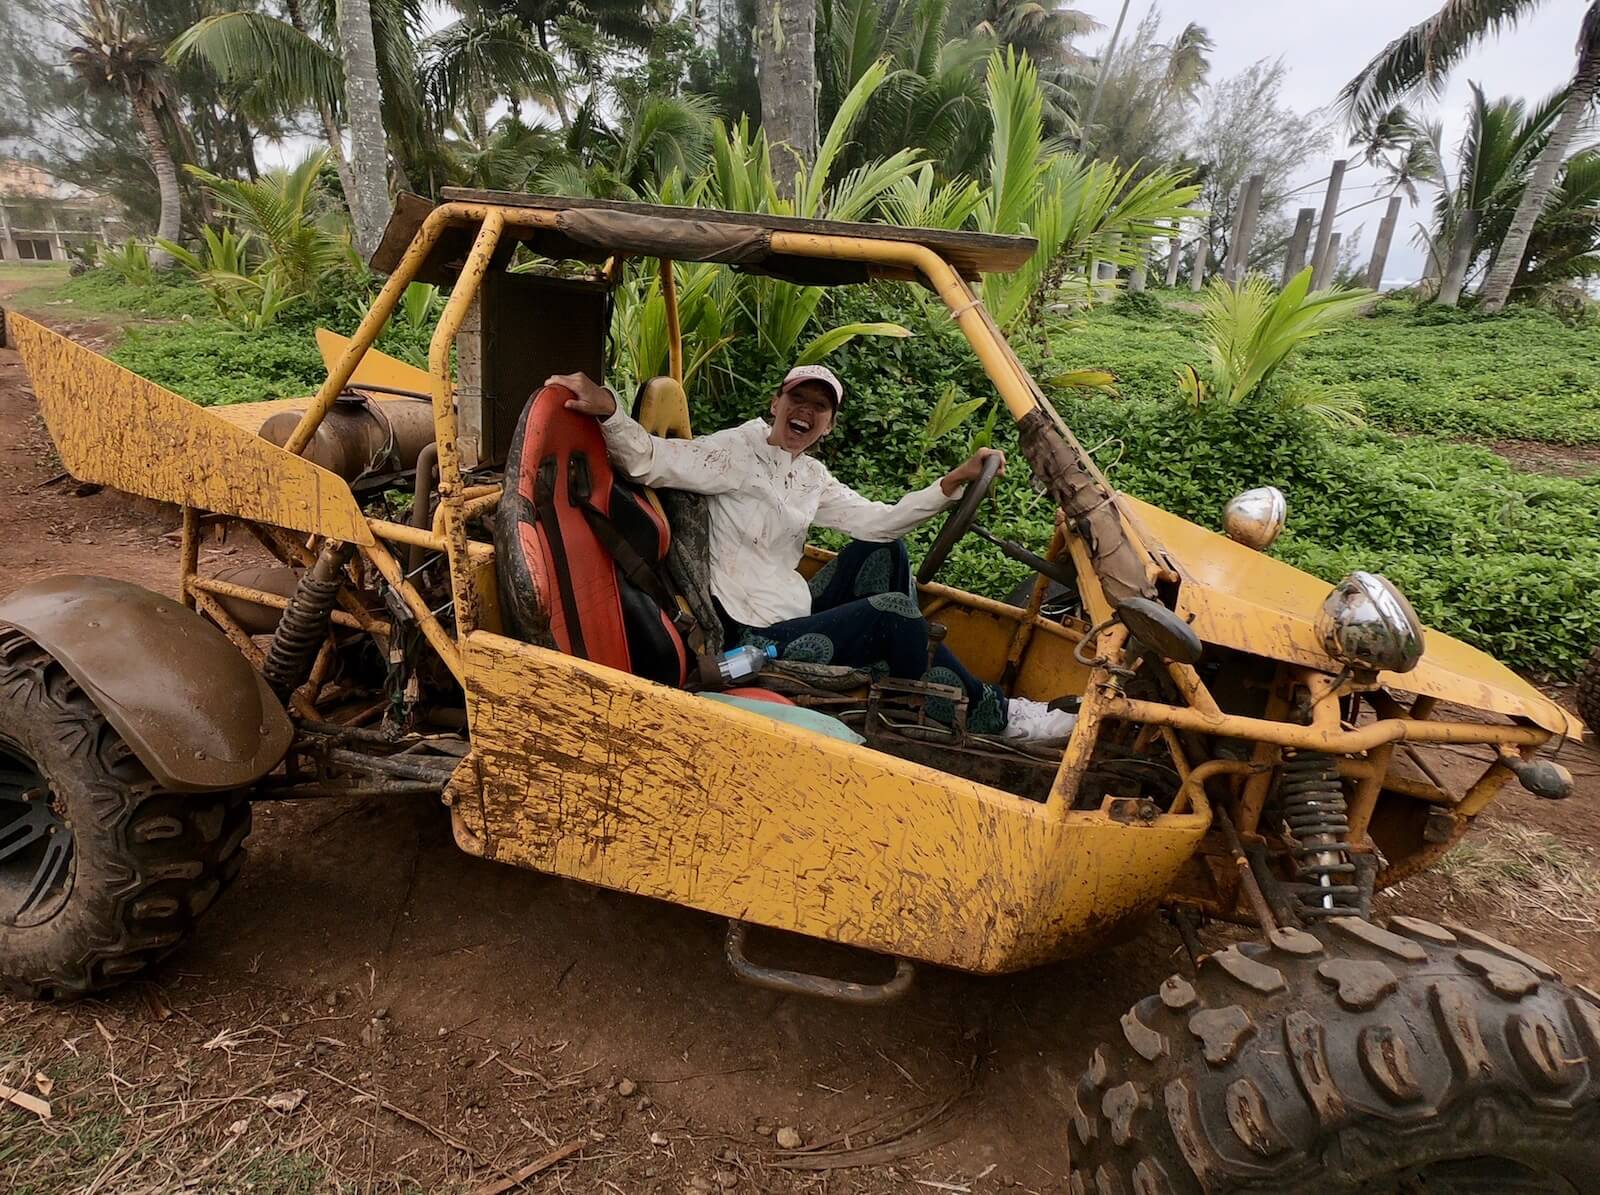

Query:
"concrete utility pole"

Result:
[[0, 204, 16, 262], [1435, 211, 1479, 307], [1312, 232, 1342, 290], [1190, 232, 1209, 291], [1309, 159, 1347, 287], [1129, 239, 1148, 292], [1283, 207, 1315, 281], [1226, 173, 1265, 283], [1365, 195, 1403, 291], [1165, 220, 1183, 287]]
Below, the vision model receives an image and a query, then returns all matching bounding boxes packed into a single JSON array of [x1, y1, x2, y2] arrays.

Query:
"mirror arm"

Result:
[[971, 526, 1078, 590]]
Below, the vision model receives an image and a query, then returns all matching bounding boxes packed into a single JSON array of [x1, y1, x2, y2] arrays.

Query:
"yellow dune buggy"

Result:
[[3, 191, 1597, 1192]]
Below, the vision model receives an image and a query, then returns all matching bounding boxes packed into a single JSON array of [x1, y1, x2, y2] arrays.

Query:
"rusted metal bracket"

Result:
[[723, 921, 915, 1006]]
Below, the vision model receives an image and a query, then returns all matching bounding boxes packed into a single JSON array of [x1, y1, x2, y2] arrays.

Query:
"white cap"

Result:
[[780, 364, 844, 409]]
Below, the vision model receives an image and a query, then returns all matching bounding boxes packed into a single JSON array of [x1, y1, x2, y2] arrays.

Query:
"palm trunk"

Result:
[[755, 0, 819, 200], [318, 101, 364, 217], [535, 22, 572, 128], [130, 93, 180, 268], [337, 0, 391, 260], [283, 0, 363, 221], [1479, 40, 1598, 312], [236, 115, 260, 180]]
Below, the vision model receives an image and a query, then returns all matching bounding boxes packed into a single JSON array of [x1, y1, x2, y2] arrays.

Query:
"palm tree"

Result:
[[961, 0, 1097, 133], [168, 6, 355, 214], [1351, 104, 1442, 201], [333, 0, 389, 258], [1426, 84, 1596, 299], [68, 0, 182, 265], [1341, 0, 1600, 312], [1151, 21, 1213, 126], [482, 0, 657, 125], [816, 0, 991, 178], [171, 3, 560, 220]]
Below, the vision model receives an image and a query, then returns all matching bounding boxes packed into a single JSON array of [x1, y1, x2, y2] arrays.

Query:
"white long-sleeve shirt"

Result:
[[599, 408, 956, 628]]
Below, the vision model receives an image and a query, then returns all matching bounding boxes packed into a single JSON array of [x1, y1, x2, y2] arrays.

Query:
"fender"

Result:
[[0, 575, 291, 792]]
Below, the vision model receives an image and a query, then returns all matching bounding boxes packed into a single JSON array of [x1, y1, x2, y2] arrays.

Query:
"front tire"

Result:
[[1068, 916, 1600, 1192], [0, 627, 251, 997]]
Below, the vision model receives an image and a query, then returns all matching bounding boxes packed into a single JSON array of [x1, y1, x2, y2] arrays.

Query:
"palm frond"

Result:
[[419, 15, 563, 122], [167, 11, 343, 114], [1339, 0, 1547, 126]]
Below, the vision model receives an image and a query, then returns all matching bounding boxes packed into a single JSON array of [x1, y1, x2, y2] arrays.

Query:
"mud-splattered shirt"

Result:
[[600, 409, 956, 628]]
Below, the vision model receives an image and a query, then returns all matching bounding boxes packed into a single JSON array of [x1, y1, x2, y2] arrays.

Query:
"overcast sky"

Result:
[[1075, 0, 1577, 284]]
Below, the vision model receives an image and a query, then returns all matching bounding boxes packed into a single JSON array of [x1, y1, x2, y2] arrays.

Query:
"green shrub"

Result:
[[106, 294, 432, 407]]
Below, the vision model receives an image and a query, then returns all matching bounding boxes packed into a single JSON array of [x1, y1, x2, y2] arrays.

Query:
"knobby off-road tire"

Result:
[[1068, 915, 1600, 1193], [0, 627, 251, 998], [1577, 645, 1600, 737]]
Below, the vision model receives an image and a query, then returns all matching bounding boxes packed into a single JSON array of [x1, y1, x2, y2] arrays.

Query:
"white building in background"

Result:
[[0, 160, 129, 264]]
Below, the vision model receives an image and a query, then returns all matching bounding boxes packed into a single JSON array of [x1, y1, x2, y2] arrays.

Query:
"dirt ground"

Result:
[[2, 301, 1599, 1194]]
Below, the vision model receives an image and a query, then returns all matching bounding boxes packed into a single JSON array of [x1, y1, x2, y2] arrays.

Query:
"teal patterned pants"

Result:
[[722, 540, 1008, 733]]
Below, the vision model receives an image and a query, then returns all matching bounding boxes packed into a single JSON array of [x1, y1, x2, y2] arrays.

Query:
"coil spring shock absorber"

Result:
[[262, 541, 354, 700], [1279, 750, 1362, 917]]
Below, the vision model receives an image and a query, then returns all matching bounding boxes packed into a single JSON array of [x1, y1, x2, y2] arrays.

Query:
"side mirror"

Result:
[[1223, 486, 1287, 550], [1117, 597, 1203, 665]]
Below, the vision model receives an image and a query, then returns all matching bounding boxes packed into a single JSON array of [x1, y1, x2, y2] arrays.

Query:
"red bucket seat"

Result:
[[495, 384, 689, 686]]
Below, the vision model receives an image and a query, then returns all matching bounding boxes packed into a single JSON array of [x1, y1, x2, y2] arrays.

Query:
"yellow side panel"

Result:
[[10, 313, 372, 546], [1127, 496, 1579, 738], [315, 328, 434, 394], [457, 630, 1207, 973]]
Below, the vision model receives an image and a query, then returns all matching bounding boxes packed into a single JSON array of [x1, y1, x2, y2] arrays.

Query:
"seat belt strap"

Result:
[[532, 456, 589, 658]]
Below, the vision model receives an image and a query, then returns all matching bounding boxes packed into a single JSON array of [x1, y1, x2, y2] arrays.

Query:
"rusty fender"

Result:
[[0, 576, 291, 791]]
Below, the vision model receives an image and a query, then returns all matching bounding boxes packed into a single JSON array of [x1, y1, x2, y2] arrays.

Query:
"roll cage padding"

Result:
[[495, 384, 689, 687]]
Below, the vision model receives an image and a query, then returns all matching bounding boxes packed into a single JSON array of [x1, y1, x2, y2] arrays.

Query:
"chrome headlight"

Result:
[[1317, 571, 1425, 674], [1222, 486, 1287, 550]]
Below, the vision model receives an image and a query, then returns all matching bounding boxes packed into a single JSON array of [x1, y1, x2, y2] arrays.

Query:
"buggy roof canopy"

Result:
[[370, 190, 1039, 286]]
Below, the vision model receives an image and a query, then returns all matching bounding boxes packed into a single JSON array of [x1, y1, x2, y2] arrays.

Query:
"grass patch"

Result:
[[0, 261, 70, 287], [103, 307, 433, 407], [10, 268, 214, 321], [1068, 292, 1600, 445], [1437, 823, 1600, 934]]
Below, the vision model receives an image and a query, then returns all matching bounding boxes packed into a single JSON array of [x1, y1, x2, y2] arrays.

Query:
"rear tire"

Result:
[[1577, 645, 1600, 736], [0, 627, 251, 998], [1068, 916, 1600, 1192]]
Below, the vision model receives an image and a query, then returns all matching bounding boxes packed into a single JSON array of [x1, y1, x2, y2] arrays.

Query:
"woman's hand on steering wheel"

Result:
[[940, 447, 1006, 497], [918, 448, 1006, 586]]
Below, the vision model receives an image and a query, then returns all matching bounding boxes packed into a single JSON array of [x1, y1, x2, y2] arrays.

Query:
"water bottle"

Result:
[[716, 643, 777, 685]]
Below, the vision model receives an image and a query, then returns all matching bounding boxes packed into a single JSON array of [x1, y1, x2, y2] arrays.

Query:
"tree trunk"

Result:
[[535, 22, 572, 128], [1479, 42, 1599, 312], [337, 0, 391, 260], [286, 0, 363, 220], [236, 115, 260, 181], [130, 93, 181, 268], [755, 0, 818, 201]]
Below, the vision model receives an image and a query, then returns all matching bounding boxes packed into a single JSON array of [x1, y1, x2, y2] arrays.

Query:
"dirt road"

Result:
[[2, 308, 1598, 1194]]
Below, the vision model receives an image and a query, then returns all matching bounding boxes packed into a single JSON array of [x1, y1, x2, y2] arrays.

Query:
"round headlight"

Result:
[[1222, 486, 1287, 550], [1317, 571, 1425, 674]]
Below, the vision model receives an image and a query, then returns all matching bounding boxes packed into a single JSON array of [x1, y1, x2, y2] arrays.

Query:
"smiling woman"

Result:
[[545, 364, 1074, 743]]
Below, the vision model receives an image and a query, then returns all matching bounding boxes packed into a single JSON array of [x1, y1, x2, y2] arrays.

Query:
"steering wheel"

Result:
[[916, 452, 1004, 586]]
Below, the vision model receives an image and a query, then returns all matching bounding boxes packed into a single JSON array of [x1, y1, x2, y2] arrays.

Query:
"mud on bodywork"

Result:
[[0, 576, 291, 791]]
